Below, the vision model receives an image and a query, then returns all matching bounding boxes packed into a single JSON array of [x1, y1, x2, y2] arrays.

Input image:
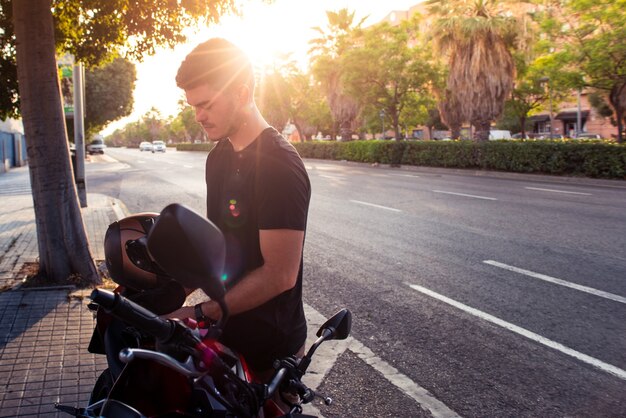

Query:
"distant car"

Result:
[[574, 132, 602, 139], [86, 138, 106, 155], [511, 133, 530, 139], [139, 141, 153, 152], [489, 130, 512, 140], [152, 140, 166, 153]]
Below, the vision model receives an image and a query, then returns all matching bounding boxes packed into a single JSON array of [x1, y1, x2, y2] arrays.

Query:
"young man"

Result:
[[167, 38, 311, 377]]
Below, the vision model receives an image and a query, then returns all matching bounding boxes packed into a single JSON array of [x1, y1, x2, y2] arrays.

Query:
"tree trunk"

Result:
[[450, 125, 461, 140], [293, 120, 306, 142], [520, 115, 527, 139], [609, 83, 626, 143], [392, 112, 402, 140], [13, 0, 99, 284], [338, 119, 353, 142], [472, 119, 491, 142]]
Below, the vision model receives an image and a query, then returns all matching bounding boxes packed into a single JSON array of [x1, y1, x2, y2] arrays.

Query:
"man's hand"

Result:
[[163, 305, 194, 320]]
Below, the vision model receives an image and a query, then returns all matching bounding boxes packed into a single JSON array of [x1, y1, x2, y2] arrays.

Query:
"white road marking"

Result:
[[392, 174, 420, 178], [303, 304, 460, 418], [320, 175, 345, 180], [407, 283, 626, 381], [432, 190, 498, 201], [350, 200, 402, 212], [524, 187, 592, 196], [483, 260, 626, 305], [183, 165, 193, 168]]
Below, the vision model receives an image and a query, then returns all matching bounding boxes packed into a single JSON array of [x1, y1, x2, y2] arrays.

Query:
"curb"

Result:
[[111, 197, 129, 220]]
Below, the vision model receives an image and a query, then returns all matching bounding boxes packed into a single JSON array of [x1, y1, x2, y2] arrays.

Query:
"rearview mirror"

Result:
[[316, 309, 351, 341], [147, 204, 226, 301]]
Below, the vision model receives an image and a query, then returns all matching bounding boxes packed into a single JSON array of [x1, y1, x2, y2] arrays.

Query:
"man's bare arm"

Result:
[[166, 228, 304, 320]]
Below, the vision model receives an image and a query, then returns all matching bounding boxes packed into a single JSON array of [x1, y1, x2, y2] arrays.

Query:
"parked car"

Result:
[[511, 133, 530, 139], [574, 132, 602, 139], [139, 141, 153, 152], [489, 130, 512, 140], [152, 140, 166, 153], [86, 137, 106, 155]]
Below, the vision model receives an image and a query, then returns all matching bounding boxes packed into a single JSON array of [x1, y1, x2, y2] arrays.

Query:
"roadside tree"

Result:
[[84, 57, 136, 138], [168, 105, 205, 143], [342, 17, 440, 140], [428, 0, 518, 141], [535, 0, 626, 142], [309, 9, 363, 140]]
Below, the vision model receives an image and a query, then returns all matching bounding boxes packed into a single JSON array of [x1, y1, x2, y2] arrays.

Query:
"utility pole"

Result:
[[73, 62, 87, 207], [576, 87, 582, 137], [539, 77, 554, 140]]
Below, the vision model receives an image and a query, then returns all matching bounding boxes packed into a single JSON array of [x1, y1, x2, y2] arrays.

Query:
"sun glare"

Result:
[[102, 0, 421, 136], [190, 0, 316, 70]]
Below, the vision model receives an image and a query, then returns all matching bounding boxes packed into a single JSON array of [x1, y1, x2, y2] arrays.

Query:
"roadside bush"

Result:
[[292, 140, 626, 179], [176, 142, 215, 152]]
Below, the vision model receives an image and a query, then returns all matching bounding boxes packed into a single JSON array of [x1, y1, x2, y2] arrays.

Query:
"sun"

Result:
[[188, 0, 320, 70]]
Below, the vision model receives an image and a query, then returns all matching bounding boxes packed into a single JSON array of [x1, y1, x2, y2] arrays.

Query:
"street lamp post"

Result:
[[539, 76, 554, 140], [577, 87, 582, 137]]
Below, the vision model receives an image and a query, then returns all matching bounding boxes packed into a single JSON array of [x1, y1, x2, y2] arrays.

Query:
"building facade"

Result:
[[529, 91, 617, 139]]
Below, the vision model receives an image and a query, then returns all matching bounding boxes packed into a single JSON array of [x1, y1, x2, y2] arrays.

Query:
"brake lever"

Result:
[[287, 379, 332, 406]]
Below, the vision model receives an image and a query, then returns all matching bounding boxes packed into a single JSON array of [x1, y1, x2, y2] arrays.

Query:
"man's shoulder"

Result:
[[211, 138, 232, 154], [258, 128, 302, 162]]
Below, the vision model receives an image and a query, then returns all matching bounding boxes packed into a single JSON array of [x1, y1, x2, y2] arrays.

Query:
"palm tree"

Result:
[[438, 89, 463, 139], [309, 9, 364, 141], [428, 0, 518, 141]]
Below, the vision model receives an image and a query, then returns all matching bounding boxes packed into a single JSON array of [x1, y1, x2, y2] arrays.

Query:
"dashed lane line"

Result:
[[524, 187, 592, 196], [303, 304, 461, 418], [350, 200, 402, 212], [432, 190, 498, 201], [407, 283, 626, 381], [484, 260, 626, 305], [391, 174, 421, 178]]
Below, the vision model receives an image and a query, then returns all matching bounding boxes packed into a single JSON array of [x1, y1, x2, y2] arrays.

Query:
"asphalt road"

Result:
[[90, 147, 626, 417]]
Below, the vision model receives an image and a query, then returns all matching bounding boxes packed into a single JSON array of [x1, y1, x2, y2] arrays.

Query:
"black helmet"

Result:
[[104, 213, 165, 290]]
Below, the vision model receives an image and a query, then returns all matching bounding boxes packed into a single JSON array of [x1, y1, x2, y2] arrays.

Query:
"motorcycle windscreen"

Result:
[[147, 203, 226, 301]]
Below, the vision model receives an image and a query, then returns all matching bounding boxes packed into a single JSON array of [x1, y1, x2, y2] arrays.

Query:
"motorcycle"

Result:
[[55, 203, 351, 417]]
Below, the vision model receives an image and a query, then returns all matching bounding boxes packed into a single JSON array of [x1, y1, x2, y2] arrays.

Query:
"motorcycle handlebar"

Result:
[[91, 289, 175, 342]]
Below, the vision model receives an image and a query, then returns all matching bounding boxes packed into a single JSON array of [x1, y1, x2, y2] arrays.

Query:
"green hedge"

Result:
[[292, 140, 626, 179], [176, 142, 216, 152]]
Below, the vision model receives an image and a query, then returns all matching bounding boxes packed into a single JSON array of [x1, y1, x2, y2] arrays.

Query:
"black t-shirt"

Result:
[[205, 127, 310, 370]]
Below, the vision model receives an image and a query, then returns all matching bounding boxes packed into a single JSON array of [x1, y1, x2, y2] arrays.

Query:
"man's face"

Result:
[[185, 84, 245, 141]]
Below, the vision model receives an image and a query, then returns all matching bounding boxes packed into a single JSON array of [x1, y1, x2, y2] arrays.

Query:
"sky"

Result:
[[101, 0, 422, 136]]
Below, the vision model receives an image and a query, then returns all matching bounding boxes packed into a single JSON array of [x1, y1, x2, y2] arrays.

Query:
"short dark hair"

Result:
[[176, 38, 254, 92]]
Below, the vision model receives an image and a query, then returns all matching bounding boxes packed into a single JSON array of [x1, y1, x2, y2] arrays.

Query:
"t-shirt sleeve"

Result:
[[256, 149, 310, 231]]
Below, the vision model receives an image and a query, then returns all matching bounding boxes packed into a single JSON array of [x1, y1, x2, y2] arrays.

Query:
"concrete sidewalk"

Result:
[[0, 179, 123, 417]]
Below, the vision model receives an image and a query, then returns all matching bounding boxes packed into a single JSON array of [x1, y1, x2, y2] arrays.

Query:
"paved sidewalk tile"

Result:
[[0, 289, 107, 417], [0, 195, 38, 289]]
